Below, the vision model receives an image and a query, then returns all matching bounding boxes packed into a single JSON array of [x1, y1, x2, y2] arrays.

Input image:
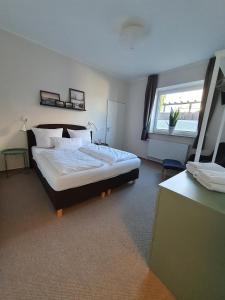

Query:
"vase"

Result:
[[168, 126, 175, 135]]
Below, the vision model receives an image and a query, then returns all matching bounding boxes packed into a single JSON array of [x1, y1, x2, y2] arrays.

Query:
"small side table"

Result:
[[1, 148, 28, 177], [94, 143, 109, 146]]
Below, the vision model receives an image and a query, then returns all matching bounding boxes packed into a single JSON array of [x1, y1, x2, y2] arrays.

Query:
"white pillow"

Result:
[[67, 129, 91, 145], [51, 137, 82, 150], [32, 128, 63, 148]]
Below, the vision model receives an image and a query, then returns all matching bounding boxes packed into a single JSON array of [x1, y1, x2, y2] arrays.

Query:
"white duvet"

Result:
[[80, 144, 137, 164], [40, 149, 104, 175]]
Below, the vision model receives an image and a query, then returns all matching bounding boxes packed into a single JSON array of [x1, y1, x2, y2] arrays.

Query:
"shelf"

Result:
[[40, 102, 86, 111]]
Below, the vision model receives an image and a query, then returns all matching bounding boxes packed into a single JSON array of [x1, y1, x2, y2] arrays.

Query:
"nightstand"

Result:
[[1, 148, 28, 177]]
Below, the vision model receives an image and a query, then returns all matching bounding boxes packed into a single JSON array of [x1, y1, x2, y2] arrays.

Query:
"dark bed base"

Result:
[[27, 124, 139, 216], [34, 161, 139, 213]]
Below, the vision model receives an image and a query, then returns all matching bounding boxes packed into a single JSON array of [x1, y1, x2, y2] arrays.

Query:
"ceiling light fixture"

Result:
[[120, 21, 148, 50]]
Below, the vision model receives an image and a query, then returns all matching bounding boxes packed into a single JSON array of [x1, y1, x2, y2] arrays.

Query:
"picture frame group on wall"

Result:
[[40, 88, 86, 111]]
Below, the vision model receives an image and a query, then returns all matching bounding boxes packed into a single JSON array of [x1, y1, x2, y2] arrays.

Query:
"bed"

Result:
[[27, 124, 140, 216]]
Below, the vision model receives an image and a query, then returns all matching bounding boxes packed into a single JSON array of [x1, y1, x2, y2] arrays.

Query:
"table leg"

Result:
[[4, 154, 8, 177], [25, 152, 28, 168], [23, 153, 27, 169]]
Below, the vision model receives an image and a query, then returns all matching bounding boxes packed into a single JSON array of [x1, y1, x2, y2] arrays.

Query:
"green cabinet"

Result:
[[149, 171, 225, 300]]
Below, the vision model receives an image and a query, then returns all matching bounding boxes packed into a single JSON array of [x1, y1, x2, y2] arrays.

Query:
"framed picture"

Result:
[[69, 88, 85, 111], [40, 90, 60, 106]]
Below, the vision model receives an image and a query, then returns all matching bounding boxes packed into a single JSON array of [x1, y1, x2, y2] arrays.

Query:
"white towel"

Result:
[[196, 176, 225, 193], [186, 162, 224, 177], [197, 169, 225, 185], [186, 164, 196, 175]]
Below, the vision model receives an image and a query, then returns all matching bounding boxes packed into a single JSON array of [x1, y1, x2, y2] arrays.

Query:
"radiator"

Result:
[[147, 139, 189, 163]]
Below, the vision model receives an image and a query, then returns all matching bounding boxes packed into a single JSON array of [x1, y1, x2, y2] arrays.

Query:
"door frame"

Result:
[[105, 99, 126, 146]]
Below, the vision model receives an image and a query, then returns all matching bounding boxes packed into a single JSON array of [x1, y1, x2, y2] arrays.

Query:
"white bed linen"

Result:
[[31, 128, 63, 148], [51, 137, 82, 150], [80, 144, 137, 164], [40, 149, 104, 175], [32, 147, 141, 191]]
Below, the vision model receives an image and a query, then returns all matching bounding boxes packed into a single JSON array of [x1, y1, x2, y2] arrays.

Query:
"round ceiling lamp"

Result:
[[120, 21, 148, 50]]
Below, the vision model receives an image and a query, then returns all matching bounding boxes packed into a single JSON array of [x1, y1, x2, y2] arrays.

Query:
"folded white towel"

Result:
[[186, 164, 196, 175], [186, 162, 224, 176], [197, 169, 225, 185], [196, 176, 225, 193]]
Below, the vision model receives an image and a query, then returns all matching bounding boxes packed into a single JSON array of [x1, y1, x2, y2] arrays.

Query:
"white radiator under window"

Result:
[[147, 139, 189, 163]]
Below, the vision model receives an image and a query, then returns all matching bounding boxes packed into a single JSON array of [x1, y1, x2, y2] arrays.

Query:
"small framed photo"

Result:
[[69, 88, 85, 111], [55, 100, 65, 108], [65, 102, 73, 109], [40, 90, 60, 106]]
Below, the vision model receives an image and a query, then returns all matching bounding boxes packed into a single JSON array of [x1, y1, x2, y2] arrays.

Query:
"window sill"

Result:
[[149, 130, 196, 139]]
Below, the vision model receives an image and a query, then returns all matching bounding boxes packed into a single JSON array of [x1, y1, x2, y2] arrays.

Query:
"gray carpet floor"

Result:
[[0, 160, 175, 300]]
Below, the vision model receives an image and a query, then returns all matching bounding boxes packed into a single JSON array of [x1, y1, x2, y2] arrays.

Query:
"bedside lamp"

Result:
[[87, 121, 98, 131], [87, 121, 98, 143]]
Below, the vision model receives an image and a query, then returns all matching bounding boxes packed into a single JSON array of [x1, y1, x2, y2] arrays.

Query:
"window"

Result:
[[152, 81, 203, 137]]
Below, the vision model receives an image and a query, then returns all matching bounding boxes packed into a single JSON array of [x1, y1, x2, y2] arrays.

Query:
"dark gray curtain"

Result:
[[207, 68, 224, 123], [193, 57, 216, 148], [141, 74, 158, 140], [216, 68, 225, 106], [221, 92, 225, 105]]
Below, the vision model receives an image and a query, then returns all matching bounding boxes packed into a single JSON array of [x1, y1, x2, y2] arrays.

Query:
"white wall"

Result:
[[125, 60, 208, 158], [0, 29, 129, 170]]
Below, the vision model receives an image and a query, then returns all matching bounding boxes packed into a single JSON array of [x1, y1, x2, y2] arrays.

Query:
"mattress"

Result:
[[32, 147, 141, 191]]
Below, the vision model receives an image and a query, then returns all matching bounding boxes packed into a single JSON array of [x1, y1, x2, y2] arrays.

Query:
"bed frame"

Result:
[[27, 124, 139, 217]]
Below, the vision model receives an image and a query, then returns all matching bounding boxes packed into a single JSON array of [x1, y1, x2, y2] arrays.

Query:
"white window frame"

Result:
[[151, 80, 204, 137]]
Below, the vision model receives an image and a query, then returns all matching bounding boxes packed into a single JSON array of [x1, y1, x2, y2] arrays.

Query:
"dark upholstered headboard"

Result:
[[27, 124, 87, 167]]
